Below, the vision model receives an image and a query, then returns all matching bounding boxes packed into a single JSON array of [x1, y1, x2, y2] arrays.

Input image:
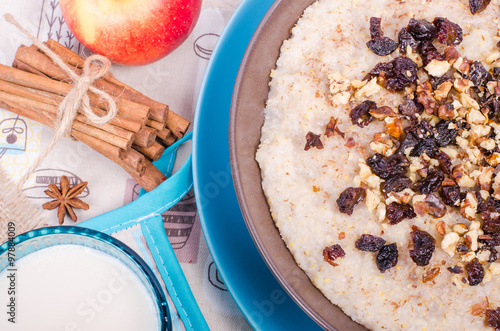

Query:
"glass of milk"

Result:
[[0, 226, 170, 331]]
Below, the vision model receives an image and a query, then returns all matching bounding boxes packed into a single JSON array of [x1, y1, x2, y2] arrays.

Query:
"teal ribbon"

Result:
[[80, 132, 209, 331]]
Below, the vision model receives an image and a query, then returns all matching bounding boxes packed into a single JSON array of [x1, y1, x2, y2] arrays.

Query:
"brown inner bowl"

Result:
[[229, 1, 369, 330]]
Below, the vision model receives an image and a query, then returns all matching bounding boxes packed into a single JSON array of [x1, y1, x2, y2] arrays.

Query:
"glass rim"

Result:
[[0, 225, 170, 331]]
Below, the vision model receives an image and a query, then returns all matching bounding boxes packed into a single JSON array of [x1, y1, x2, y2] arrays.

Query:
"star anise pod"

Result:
[[42, 176, 89, 225]]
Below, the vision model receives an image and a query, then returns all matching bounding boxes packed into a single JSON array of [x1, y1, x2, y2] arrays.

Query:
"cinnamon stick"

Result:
[[133, 141, 165, 161], [0, 90, 133, 150], [133, 126, 156, 148], [156, 128, 172, 141], [0, 66, 144, 133], [0, 100, 150, 184], [146, 119, 165, 131], [158, 131, 178, 147], [0, 100, 127, 163], [43, 39, 190, 135], [17, 44, 167, 123], [135, 160, 167, 192]]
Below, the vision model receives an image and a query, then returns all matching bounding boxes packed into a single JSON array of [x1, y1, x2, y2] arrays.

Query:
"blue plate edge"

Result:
[[192, 0, 275, 328]]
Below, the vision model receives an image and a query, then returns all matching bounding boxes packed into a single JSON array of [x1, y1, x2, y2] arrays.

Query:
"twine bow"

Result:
[[3, 14, 118, 191]]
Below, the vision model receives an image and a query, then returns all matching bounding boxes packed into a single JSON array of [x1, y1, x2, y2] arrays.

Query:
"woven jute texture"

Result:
[[0, 167, 47, 244]]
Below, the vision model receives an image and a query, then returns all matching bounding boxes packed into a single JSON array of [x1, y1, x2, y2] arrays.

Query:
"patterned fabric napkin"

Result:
[[0, 0, 251, 330]]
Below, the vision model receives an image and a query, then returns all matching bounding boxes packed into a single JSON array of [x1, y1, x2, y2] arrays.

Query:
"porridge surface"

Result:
[[256, 0, 500, 330]]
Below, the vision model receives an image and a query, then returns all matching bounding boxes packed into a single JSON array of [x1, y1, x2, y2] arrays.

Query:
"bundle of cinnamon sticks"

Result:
[[0, 39, 190, 191]]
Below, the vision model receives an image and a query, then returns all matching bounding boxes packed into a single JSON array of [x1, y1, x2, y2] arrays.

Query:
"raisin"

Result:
[[465, 258, 484, 286], [482, 95, 500, 120], [441, 183, 460, 206], [435, 150, 452, 174], [395, 132, 419, 155], [447, 265, 464, 274], [434, 120, 458, 147], [350, 100, 377, 127], [337, 187, 366, 215], [469, 61, 490, 87], [485, 307, 500, 331], [383, 175, 412, 197], [366, 61, 394, 80], [409, 227, 436, 266], [418, 40, 444, 66], [433, 17, 463, 45], [376, 243, 398, 272], [407, 18, 438, 41], [398, 27, 420, 53], [367, 154, 389, 178], [413, 193, 447, 218], [369, 17, 383, 39], [398, 96, 423, 119], [323, 244, 346, 267], [304, 131, 324, 151], [355, 234, 386, 252], [386, 202, 416, 225], [476, 191, 487, 214], [457, 243, 470, 253], [367, 153, 408, 179], [482, 198, 500, 236], [407, 118, 433, 139], [469, 0, 491, 14], [367, 37, 399, 56], [387, 154, 410, 175], [385, 57, 418, 92], [409, 137, 438, 158], [414, 168, 444, 194], [366, 57, 418, 92]]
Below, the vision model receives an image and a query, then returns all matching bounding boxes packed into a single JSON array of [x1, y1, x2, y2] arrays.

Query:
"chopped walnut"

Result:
[[438, 104, 457, 120], [355, 77, 381, 99], [332, 91, 351, 105], [486, 153, 500, 167], [328, 71, 350, 94], [386, 188, 415, 204], [486, 50, 500, 65], [434, 81, 453, 102], [461, 95, 481, 112], [435, 221, 448, 236], [452, 164, 476, 187], [453, 78, 473, 93], [425, 59, 451, 77], [453, 223, 468, 235], [422, 267, 441, 283], [417, 81, 438, 115], [366, 189, 383, 212], [453, 57, 470, 76], [369, 106, 396, 119], [370, 132, 393, 155], [459, 192, 478, 221], [385, 117, 404, 140], [441, 232, 460, 257]]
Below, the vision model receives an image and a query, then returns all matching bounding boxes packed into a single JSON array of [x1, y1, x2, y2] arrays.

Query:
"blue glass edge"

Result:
[[0, 226, 171, 331]]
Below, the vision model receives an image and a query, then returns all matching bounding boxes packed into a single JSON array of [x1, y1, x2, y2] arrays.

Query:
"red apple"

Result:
[[59, 0, 202, 65]]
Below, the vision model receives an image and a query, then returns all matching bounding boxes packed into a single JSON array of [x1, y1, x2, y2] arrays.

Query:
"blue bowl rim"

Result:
[[0, 225, 171, 331]]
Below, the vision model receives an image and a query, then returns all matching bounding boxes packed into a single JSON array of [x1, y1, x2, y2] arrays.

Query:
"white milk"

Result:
[[0, 245, 161, 331]]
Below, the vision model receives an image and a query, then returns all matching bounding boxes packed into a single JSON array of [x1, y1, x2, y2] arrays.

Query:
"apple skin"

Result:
[[59, 0, 202, 65]]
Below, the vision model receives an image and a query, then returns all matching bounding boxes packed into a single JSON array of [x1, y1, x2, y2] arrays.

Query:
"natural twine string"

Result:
[[3, 14, 118, 192], [0, 167, 47, 243]]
